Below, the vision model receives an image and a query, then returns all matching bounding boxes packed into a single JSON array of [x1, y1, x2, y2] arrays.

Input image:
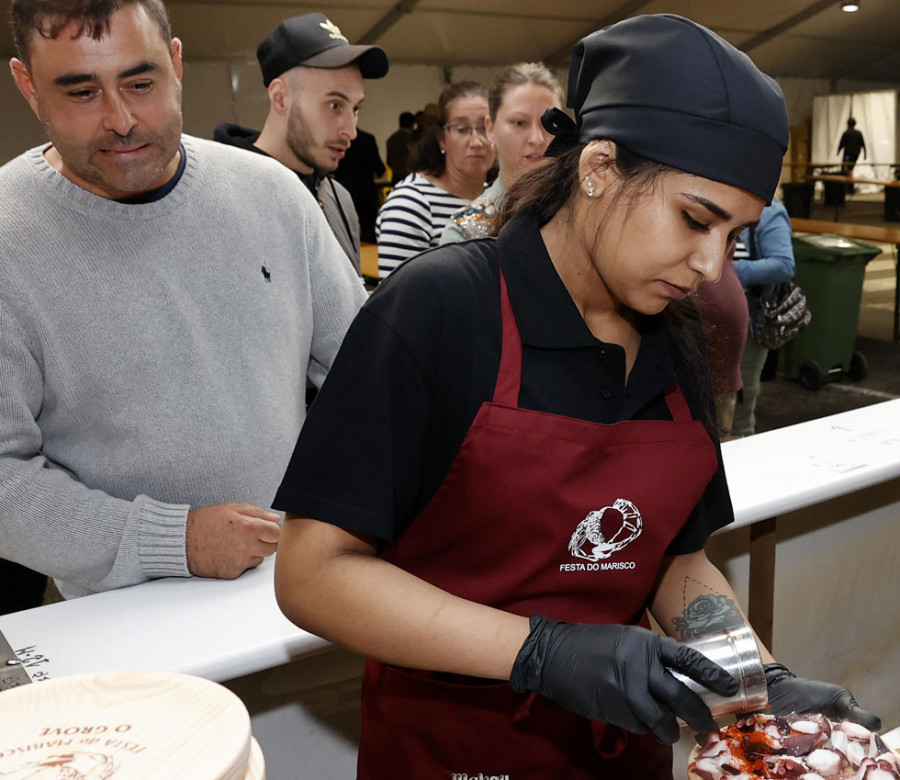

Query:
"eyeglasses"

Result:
[[443, 124, 488, 139]]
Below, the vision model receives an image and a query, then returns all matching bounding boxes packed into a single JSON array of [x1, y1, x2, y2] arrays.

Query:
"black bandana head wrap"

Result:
[[543, 14, 788, 203]]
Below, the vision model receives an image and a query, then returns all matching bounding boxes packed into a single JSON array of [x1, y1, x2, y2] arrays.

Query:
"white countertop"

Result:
[[721, 398, 900, 530], [0, 556, 328, 683], [1, 399, 899, 685]]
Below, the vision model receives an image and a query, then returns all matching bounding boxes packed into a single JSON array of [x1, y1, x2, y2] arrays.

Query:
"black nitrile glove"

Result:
[[509, 615, 738, 744], [764, 663, 882, 731]]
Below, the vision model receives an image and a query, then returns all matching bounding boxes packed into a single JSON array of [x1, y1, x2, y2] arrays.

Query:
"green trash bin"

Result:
[[783, 234, 881, 390]]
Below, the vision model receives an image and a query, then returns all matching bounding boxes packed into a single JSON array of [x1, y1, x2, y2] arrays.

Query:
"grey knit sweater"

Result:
[[0, 135, 368, 598]]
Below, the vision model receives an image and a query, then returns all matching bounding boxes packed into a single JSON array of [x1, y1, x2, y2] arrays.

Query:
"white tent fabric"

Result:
[[812, 90, 897, 192]]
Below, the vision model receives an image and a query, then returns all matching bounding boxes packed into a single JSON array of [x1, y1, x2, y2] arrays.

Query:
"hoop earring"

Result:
[[583, 175, 595, 198]]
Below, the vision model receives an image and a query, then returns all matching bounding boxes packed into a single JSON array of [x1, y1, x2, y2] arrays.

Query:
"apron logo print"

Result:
[[568, 499, 642, 562]]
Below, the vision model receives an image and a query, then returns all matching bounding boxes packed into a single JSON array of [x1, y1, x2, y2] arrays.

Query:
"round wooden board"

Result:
[[0, 670, 252, 780], [243, 738, 265, 780], [687, 743, 702, 780]]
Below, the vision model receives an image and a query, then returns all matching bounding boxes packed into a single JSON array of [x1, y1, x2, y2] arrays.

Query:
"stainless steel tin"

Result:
[[0, 630, 32, 690], [670, 624, 767, 720]]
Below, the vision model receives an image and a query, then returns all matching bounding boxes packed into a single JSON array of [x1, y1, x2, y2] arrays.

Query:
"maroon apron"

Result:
[[358, 270, 719, 779]]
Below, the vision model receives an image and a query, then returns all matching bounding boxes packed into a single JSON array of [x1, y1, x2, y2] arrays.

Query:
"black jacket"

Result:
[[213, 123, 361, 275]]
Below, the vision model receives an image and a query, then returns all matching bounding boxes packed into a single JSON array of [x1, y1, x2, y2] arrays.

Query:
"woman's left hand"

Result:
[[763, 663, 881, 731]]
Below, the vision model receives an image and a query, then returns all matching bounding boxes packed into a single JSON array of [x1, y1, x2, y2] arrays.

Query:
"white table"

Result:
[[723, 398, 900, 528], [718, 398, 900, 649], [3, 400, 900, 778], [1, 399, 899, 684], [0, 556, 326, 683]]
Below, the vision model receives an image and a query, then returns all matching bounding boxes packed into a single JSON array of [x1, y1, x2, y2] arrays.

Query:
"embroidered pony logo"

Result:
[[568, 499, 642, 561]]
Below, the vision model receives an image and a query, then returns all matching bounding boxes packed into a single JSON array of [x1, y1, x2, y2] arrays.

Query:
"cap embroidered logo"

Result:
[[319, 19, 348, 42]]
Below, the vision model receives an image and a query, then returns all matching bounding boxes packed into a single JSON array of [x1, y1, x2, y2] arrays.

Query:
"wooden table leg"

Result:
[[748, 517, 777, 652], [893, 245, 899, 343]]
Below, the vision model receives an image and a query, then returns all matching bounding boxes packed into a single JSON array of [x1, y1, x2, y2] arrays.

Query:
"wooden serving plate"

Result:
[[686, 743, 704, 780], [0, 670, 259, 779], [244, 738, 265, 780]]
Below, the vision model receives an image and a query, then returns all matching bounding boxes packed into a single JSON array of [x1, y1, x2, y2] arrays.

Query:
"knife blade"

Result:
[[0, 630, 32, 690]]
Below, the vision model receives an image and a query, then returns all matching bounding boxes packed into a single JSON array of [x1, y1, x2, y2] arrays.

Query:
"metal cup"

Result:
[[669, 623, 768, 721]]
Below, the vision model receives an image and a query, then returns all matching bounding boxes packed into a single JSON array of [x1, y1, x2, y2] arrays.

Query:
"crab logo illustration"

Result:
[[568, 499, 642, 561], [0, 751, 116, 779], [319, 19, 348, 42]]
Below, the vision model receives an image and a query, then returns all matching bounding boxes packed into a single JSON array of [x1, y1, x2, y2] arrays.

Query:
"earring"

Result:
[[440, 148, 446, 155], [584, 175, 595, 198]]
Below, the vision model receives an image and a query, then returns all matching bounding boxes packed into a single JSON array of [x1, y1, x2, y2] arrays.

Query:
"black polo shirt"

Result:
[[273, 209, 734, 551]]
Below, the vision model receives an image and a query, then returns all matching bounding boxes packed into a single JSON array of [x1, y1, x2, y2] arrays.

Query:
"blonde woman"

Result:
[[441, 62, 563, 243]]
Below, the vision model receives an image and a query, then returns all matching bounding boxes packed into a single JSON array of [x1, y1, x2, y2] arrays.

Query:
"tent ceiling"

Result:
[[1, 0, 897, 84]]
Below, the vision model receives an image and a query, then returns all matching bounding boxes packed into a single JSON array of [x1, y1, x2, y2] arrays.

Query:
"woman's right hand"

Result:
[[509, 615, 738, 743]]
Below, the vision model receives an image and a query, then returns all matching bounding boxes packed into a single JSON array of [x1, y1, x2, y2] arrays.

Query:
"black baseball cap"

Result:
[[257, 13, 389, 86]]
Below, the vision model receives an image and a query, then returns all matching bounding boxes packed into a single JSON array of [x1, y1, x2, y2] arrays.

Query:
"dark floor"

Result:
[[753, 191, 899, 433], [754, 335, 899, 432]]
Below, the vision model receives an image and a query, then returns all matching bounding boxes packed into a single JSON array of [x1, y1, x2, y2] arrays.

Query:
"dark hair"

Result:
[[847, 117, 857, 128], [488, 62, 563, 122], [12, 0, 172, 67], [399, 111, 416, 129], [501, 142, 718, 433], [410, 80, 488, 177], [500, 142, 678, 228]]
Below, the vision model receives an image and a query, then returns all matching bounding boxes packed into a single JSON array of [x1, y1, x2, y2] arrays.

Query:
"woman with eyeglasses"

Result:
[[376, 81, 494, 279], [273, 15, 879, 777], [441, 62, 563, 244]]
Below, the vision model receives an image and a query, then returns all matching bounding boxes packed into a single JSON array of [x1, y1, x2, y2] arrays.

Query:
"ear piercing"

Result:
[[584, 175, 595, 198]]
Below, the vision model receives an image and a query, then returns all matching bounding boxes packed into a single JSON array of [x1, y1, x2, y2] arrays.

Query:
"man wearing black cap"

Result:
[[214, 14, 389, 275]]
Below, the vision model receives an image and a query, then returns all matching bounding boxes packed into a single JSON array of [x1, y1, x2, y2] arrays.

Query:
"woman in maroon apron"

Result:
[[273, 15, 880, 778]]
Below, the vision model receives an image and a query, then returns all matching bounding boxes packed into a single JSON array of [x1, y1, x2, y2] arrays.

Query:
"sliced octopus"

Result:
[[688, 713, 899, 780]]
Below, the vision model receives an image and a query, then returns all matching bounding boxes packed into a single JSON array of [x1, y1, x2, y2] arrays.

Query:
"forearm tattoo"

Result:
[[671, 577, 745, 640]]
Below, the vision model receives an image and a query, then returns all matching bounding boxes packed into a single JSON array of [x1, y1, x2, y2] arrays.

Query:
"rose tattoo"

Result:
[[672, 594, 744, 639]]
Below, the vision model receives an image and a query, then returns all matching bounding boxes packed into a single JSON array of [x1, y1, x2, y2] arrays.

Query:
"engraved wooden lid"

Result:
[[0, 670, 263, 780], [244, 738, 265, 780]]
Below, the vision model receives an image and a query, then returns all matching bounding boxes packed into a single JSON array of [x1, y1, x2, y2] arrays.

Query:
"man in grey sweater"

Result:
[[0, 0, 368, 599]]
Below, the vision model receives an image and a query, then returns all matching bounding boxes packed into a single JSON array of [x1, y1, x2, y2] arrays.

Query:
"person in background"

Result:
[[837, 117, 866, 192], [376, 81, 494, 278], [334, 127, 386, 244], [732, 197, 795, 436], [411, 104, 439, 145], [214, 13, 388, 275], [272, 14, 878, 777], [386, 110, 415, 185], [0, 0, 367, 600], [440, 62, 563, 244], [694, 259, 749, 435]]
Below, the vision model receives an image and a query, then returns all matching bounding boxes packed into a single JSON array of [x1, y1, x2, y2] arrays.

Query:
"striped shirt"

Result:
[[376, 173, 471, 279], [733, 238, 750, 261]]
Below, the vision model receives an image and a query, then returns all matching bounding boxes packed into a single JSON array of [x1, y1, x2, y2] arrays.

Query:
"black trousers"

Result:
[[0, 558, 47, 615]]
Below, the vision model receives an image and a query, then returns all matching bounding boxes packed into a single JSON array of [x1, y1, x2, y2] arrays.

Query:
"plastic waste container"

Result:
[[783, 234, 881, 391], [885, 183, 900, 222], [822, 178, 846, 208], [781, 182, 813, 218]]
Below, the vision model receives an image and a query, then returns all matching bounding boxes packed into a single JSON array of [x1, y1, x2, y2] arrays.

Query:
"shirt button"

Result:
[[600, 388, 612, 400], [596, 348, 608, 359]]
